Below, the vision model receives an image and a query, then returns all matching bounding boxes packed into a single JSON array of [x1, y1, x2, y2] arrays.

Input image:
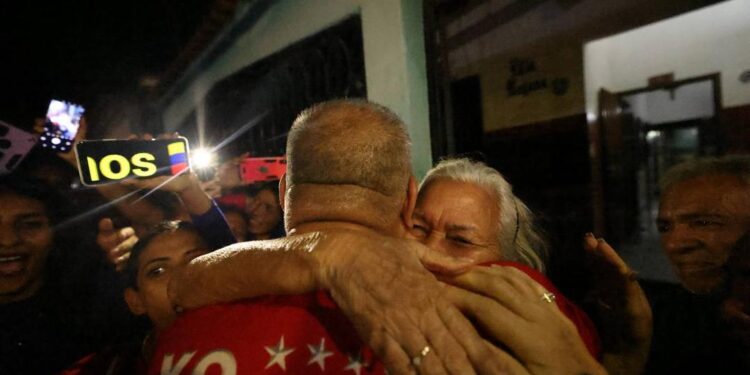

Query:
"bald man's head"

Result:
[[286, 99, 412, 197], [283, 100, 414, 232]]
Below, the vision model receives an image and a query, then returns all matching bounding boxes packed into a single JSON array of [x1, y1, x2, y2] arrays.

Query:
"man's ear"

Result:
[[278, 174, 287, 212], [124, 288, 147, 316], [401, 175, 418, 228]]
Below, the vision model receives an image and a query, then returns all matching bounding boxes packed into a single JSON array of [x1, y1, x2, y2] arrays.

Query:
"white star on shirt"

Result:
[[265, 336, 295, 371], [307, 338, 334, 371], [344, 351, 368, 375]]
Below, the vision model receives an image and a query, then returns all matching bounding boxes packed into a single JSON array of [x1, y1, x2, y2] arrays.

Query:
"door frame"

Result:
[[588, 72, 723, 239]]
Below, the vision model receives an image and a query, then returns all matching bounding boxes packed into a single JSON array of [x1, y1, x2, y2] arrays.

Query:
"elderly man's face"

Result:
[[657, 174, 750, 294], [409, 179, 501, 273]]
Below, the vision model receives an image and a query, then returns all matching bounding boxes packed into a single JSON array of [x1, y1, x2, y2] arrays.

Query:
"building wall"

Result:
[[585, 0, 750, 115], [160, 0, 433, 178], [453, 43, 584, 131], [440, 0, 726, 133]]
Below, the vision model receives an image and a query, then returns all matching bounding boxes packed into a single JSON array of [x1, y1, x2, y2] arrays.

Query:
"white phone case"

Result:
[[0, 121, 38, 175]]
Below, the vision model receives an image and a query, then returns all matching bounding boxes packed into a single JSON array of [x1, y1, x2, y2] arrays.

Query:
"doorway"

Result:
[[596, 75, 721, 281]]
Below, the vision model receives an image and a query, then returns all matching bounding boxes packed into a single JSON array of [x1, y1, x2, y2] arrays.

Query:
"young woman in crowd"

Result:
[[62, 221, 211, 374], [219, 204, 250, 242], [246, 182, 285, 240]]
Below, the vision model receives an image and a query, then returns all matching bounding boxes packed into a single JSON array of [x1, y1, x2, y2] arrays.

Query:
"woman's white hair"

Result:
[[420, 158, 548, 272]]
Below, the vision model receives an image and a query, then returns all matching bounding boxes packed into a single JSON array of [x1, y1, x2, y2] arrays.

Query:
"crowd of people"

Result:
[[0, 99, 748, 374]]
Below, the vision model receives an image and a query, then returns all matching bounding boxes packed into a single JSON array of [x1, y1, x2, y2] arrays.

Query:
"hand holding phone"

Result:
[[240, 156, 286, 183], [40, 99, 85, 152], [0, 120, 37, 175]]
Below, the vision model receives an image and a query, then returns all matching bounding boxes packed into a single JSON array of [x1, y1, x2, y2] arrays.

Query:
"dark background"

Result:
[[0, 0, 212, 130]]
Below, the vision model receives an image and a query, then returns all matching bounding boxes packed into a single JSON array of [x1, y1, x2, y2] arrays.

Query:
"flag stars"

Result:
[[307, 338, 334, 371], [344, 351, 368, 375], [265, 336, 295, 371]]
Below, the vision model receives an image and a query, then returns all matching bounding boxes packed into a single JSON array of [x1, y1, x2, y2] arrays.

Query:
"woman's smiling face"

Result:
[[409, 178, 502, 272]]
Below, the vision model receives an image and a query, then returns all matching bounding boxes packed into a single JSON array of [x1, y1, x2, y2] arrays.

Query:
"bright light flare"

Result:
[[191, 148, 215, 169]]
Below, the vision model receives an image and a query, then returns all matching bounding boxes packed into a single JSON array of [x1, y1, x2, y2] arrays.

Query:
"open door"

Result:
[[590, 88, 639, 242]]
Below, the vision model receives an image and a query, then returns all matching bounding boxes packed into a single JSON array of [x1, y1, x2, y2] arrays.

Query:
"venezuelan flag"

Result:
[[167, 141, 188, 175]]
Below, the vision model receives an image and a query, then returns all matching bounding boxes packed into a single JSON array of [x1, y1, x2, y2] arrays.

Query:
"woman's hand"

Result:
[[443, 265, 607, 375]]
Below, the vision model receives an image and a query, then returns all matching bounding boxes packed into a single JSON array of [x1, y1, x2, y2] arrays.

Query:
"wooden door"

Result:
[[590, 88, 638, 242]]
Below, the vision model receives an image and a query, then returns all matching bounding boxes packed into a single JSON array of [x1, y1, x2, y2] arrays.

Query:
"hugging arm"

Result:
[[168, 229, 520, 374]]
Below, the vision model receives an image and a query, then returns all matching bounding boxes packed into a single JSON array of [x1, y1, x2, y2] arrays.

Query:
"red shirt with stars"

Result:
[[147, 262, 600, 374], [148, 291, 383, 375]]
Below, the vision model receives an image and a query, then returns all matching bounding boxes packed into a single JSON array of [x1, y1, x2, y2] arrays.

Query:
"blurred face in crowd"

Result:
[[125, 229, 209, 331], [247, 188, 282, 239], [409, 178, 501, 274], [0, 190, 54, 303], [224, 210, 248, 242], [657, 174, 750, 294]]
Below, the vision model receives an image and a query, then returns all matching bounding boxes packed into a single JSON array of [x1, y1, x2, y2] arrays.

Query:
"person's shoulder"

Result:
[[639, 279, 719, 314]]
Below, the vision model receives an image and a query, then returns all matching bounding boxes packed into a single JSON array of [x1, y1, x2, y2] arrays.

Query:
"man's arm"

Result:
[[168, 233, 323, 307], [168, 229, 518, 375]]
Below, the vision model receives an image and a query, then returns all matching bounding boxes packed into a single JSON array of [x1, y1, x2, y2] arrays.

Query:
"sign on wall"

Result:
[[456, 45, 584, 132]]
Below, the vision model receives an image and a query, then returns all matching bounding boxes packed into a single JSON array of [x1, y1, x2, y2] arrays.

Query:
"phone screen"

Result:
[[40, 99, 85, 152]]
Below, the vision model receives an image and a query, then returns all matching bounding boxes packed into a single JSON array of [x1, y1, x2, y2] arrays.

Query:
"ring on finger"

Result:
[[411, 346, 431, 367], [541, 291, 556, 303]]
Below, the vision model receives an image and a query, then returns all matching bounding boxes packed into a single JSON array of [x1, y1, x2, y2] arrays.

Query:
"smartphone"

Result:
[[75, 138, 190, 186], [240, 156, 286, 183], [40, 99, 85, 152], [0, 120, 38, 175]]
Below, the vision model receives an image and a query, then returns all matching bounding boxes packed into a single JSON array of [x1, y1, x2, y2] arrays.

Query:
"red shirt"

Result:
[[149, 292, 383, 375], [148, 262, 600, 374]]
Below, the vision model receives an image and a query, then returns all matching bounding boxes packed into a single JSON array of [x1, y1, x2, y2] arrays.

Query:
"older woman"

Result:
[[409, 159, 603, 369], [410, 158, 547, 272]]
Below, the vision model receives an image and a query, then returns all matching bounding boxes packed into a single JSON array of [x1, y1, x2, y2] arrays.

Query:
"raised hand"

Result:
[[96, 217, 138, 272], [583, 233, 652, 375]]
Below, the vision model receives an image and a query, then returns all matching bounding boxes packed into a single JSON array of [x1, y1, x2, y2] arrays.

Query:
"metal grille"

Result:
[[179, 16, 366, 160]]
